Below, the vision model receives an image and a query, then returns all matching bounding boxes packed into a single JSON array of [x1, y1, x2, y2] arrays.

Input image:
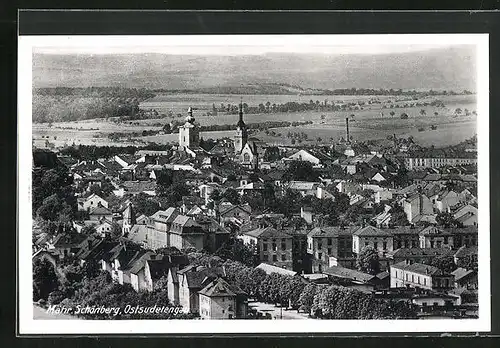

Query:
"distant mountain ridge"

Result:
[[33, 46, 477, 91]]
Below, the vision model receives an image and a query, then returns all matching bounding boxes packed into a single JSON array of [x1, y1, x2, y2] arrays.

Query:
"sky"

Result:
[[29, 34, 479, 56]]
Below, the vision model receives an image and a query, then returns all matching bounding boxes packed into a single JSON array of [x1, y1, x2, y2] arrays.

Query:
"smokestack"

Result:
[[239, 98, 244, 123], [346, 117, 350, 144]]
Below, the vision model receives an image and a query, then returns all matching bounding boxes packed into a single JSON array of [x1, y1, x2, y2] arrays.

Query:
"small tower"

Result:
[[122, 201, 136, 236], [234, 99, 248, 153], [179, 107, 200, 150], [344, 117, 355, 157]]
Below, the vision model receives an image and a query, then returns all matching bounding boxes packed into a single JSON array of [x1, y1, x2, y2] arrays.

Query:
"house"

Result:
[[47, 232, 89, 259], [199, 183, 221, 204], [453, 245, 478, 266], [238, 226, 294, 270], [114, 181, 157, 197], [411, 292, 461, 310], [418, 226, 453, 249], [386, 248, 455, 266], [219, 204, 252, 225], [169, 215, 206, 251], [452, 204, 478, 227], [390, 261, 455, 291], [323, 265, 383, 293], [287, 181, 320, 197], [449, 227, 478, 248], [168, 265, 226, 313], [129, 251, 156, 292], [88, 204, 113, 222], [77, 193, 108, 212], [199, 277, 248, 319], [451, 267, 478, 290], [95, 219, 114, 237], [371, 207, 392, 228], [402, 193, 434, 224], [307, 226, 358, 273], [390, 226, 421, 249], [352, 225, 394, 258], [284, 149, 331, 168], [434, 190, 459, 213], [374, 190, 393, 204], [145, 208, 181, 250]]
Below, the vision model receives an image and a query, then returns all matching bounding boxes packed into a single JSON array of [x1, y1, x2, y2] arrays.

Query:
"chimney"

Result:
[[345, 118, 350, 144]]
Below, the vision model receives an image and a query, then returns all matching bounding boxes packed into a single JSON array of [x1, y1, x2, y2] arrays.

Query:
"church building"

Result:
[[233, 101, 260, 169], [179, 107, 200, 151]]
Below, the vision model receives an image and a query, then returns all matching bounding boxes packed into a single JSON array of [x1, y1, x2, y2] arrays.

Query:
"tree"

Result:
[[400, 113, 409, 119], [457, 255, 478, 271], [454, 108, 462, 116], [222, 188, 240, 205], [420, 109, 426, 116], [436, 212, 462, 228], [389, 111, 395, 117], [215, 236, 257, 267], [283, 161, 319, 182], [356, 246, 381, 275], [130, 192, 161, 216], [33, 258, 60, 301], [298, 283, 319, 314], [431, 255, 457, 273]]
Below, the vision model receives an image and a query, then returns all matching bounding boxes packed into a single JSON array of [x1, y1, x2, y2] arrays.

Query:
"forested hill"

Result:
[[33, 46, 476, 91]]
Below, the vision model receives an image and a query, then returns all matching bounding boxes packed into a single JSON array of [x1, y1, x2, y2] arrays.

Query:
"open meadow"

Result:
[[32, 93, 477, 148]]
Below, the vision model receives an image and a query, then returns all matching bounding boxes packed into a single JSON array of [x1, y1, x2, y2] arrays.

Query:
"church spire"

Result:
[[237, 98, 246, 129]]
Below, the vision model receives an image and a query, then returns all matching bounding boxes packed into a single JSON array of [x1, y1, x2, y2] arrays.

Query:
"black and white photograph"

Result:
[[18, 34, 490, 334]]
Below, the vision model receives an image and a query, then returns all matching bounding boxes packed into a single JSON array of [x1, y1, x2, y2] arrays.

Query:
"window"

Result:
[[318, 242, 323, 250], [263, 243, 268, 251], [318, 252, 323, 260], [411, 275, 414, 282], [281, 255, 286, 261], [327, 248, 332, 255], [383, 242, 387, 250], [374, 242, 378, 249], [281, 241, 286, 251], [263, 255, 269, 261], [424, 278, 427, 286], [417, 276, 420, 284], [327, 238, 332, 246], [364, 242, 369, 247], [273, 255, 278, 262]]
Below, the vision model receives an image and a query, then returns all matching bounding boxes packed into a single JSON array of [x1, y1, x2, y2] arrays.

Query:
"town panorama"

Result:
[[31, 43, 479, 322]]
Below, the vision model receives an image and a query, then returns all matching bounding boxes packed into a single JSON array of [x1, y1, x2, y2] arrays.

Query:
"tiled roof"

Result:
[[323, 265, 376, 283], [242, 226, 292, 239], [391, 261, 447, 276], [89, 205, 112, 215], [454, 245, 478, 258], [198, 277, 245, 297], [451, 267, 476, 282], [308, 226, 360, 237], [387, 248, 454, 259], [182, 266, 226, 289], [353, 225, 393, 237], [255, 263, 297, 276], [151, 207, 180, 224]]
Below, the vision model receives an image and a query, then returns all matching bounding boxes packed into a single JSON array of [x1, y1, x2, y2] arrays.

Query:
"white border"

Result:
[[18, 34, 490, 334]]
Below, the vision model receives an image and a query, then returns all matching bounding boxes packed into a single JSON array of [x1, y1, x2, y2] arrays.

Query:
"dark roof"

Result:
[[198, 277, 246, 297], [454, 245, 478, 258], [354, 225, 393, 237], [52, 233, 88, 248], [242, 226, 292, 239], [391, 261, 449, 276], [387, 248, 455, 259], [181, 266, 226, 289], [323, 265, 376, 283], [308, 226, 360, 237]]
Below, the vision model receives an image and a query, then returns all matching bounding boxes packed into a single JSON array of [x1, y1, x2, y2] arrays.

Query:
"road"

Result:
[[248, 301, 311, 320], [33, 305, 80, 320]]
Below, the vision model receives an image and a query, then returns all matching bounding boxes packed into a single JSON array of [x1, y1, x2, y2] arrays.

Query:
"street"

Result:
[[248, 301, 312, 320]]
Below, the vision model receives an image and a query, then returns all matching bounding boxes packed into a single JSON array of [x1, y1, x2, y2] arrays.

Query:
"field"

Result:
[[32, 94, 477, 148]]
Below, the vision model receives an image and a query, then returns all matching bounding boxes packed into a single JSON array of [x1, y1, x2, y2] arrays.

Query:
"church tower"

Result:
[[233, 100, 248, 153], [179, 107, 200, 150], [344, 117, 355, 157], [122, 201, 136, 236]]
